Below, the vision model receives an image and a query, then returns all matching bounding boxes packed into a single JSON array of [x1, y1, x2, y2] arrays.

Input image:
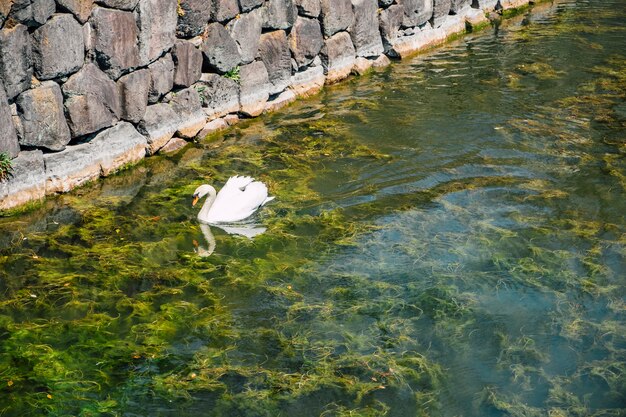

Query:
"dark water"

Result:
[[1, 1, 625, 415]]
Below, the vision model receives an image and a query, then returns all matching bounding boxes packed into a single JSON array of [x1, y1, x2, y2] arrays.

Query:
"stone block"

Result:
[[264, 89, 296, 113], [16, 81, 71, 151], [136, 0, 178, 66], [159, 137, 189, 154], [177, 0, 213, 38], [450, 0, 470, 13], [352, 56, 373, 75], [263, 0, 296, 30], [0, 82, 19, 159], [56, 0, 93, 23], [0, 150, 45, 210], [201, 22, 241, 73], [295, 0, 320, 17], [227, 8, 263, 64], [379, 4, 403, 51], [224, 114, 239, 125], [239, 60, 270, 117], [165, 87, 206, 139], [117, 68, 150, 123], [197, 117, 228, 138], [62, 63, 121, 137], [321, 31, 355, 84], [289, 64, 324, 98], [212, 0, 239, 22], [432, 0, 451, 27], [350, 0, 384, 58], [91, 7, 140, 79], [372, 53, 391, 68], [258, 30, 291, 95], [397, 0, 433, 27], [90, 122, 147, 176], [239, 0, 263, 12], [320, 0, 353, 37], [32, 14, 84, 80], [0, 1, 11, 28], [389, 25, 446, 58], [172, 41, 203, 87], [148, 53, 175, 104], [0, 24, 32, 100], [464, 7, 489, 30], [289, 16, 323, 69], [95, 0, 140, 9], [195, 73, 240, 118], [138, 103, 179, 155], [9, 0, 55, 28]]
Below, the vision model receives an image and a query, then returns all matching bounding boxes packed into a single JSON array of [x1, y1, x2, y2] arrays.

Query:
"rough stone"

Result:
[[0, 24, 32, 100], [0, 1, 11, 28], [138, 103, 179, 155], [465, 7, 489, 30], [212, 0, 239, 22], [264, 89, 296, 113], [16, 81, 71, 151], [227, 8, 263, 64], [117, 68, 150, 123], [432, 0, 452, 27], [239, 60, 270, 117], [450, 0, 470, 13], [289, 16, 323, 69], [289, 64, 324, 98], [159, 137, 189, 154], [201, 22, 241, 73], [0, 82, 19, 159], [165, 87, 206, 138], [262, 0, 296, 30], [95, 0, 139, 10], [195, 73, 239, 118], [177, 0, 213, 38], [397, 0, 433, 27], [0, 150, 45, 210], [258, 30, 291, 95], [372, 53, 391, 68], [239, 0, 263, 12], [56, 0, 94, 23], [136, 0, 178, 66], [148, 53, 175, 104], [321, 31, 355, 84], [379, 4, 404, 51], [197, 117, 228, 138], [320, 0, 353, 37], [62, 63, 121, 137], [90, 7, 140, 79], [352, 56, 373, 75], [32, 14, 84, 80], [172, 41, 203, 87], [223, 114, 239, 125], [91, 122, 147, 176], [350, 0, 384, 58], [9, 0, 55, 28], [294, 0, 320, 17]]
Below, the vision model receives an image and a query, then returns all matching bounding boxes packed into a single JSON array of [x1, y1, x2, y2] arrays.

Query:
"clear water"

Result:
[[1, 1, 625, 416]]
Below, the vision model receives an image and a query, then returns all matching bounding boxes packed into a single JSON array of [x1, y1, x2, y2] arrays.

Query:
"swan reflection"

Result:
[[193, 222, 266, 257]]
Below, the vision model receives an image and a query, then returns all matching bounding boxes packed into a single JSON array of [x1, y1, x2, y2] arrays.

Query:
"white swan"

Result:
[[192, 176, 274, 224]]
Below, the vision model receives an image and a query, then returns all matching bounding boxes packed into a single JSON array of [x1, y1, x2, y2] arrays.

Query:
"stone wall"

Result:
[[0, 0, 529, 210]]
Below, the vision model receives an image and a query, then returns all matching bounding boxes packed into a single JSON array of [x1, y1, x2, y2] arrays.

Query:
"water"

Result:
[[1, 1, 625, 415]]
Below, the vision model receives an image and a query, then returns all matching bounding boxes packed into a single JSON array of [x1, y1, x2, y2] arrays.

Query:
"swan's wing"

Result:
[[207, 177, 272, 223]]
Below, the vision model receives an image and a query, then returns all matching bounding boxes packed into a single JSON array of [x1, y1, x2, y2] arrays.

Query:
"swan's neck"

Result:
[[198, 185, 217, 222]]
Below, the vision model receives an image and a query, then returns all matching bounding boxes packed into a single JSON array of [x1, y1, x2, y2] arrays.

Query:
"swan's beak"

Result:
[[192, 194, 199, 207]]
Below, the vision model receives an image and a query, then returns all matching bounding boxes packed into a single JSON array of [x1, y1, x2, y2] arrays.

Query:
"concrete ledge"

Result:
[[0, 151, 45, 210]]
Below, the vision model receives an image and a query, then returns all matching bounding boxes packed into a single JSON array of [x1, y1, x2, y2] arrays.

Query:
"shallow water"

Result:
[[1, 1, 625, 415]]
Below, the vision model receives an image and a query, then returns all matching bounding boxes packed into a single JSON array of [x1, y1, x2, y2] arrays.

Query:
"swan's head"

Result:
[[192, 184, 214, 207]]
